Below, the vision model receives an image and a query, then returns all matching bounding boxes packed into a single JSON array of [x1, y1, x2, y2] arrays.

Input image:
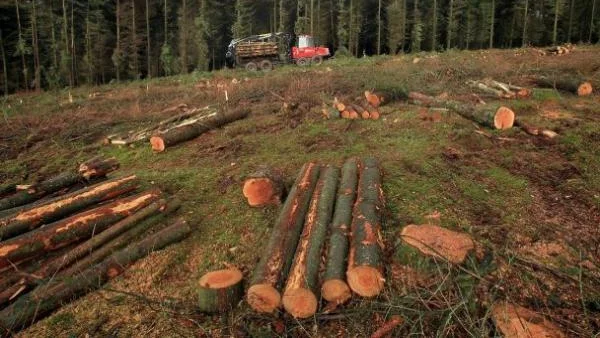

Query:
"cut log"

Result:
[[150, 108, 249, 152], [0, 175, 138, 240], [514, 120, 559, 139], [370, 110, 381, 120], [408, 92, 515, 130], [0, 190, 160, 270], [370, 315, 404, 338], [534, 76, 593, 96], [321, 159, 359, 305], [0, 183, 16, 198], [347, 158, 385, 298], [333, 97, 346, 112], [197, 268, 244, 313], [350, 104, 369, 119], [365, 91, 383, 108], [242, 167, 284, 207], [491, 302, 566, 338], [0, 157, 119, 212], [78, 157, 120, 180], [0, 218, 191, 333], [247, 163, 321, 314], [282, 166, 339, 318], [467, 80, 515, 99], [341, 110, 350, 119], [58, 198, 181, 277]]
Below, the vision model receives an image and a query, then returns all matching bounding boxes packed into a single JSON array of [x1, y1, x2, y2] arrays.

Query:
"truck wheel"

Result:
[[311, 55, 323, 65], [245, 62, 258, 72], [259, 60, 273, 72], [296, 58, 309, 67]]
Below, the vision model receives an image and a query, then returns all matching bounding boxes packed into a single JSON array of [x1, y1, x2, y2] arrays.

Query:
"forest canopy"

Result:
[[0, 0, 598, 94]]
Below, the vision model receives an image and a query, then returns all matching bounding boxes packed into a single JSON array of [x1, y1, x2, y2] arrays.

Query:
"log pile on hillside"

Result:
[[247, 158, 385, 318], [0, 157, 188, 334], [323, 91, 383, 120]]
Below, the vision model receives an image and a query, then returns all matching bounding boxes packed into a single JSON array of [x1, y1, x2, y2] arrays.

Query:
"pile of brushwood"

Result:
[[0, 157, 189, 334]]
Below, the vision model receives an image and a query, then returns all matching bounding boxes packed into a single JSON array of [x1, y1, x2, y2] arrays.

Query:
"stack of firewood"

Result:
[[0, 157, 189, 333], [323, 91, 384, 120], [538, 43, 574, 56]]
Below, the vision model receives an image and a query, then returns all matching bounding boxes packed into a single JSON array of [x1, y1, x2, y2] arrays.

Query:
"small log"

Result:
[[0, 218, 191, 333], [514, 120, 559, 139], [321, 159, 359, 305], [242, 167, 284, 207], [341, 110, 351, 119], [0, 157, 119, 212], [534, 76, 593, 96], [365, 91, 383, 108], [333, 97, 346, 112], [197, 268, 244, 313], [150, 108, 249, 152], [247, 163, 321, 314], [0, 183, 16, 198], [0, 175, 138, 240], [78, 157, 120, 180], [282, 166, 339, 318], [370, 110, 381, 120], [351, 104, 370, 119], [347, 158, 385, 298], [370, 315, 404, 338], [0, 190, 161, 270]]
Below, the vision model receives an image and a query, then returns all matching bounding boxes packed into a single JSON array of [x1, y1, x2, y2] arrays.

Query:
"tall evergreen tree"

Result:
[[387, 0, 407, 54], [232, 0, 255, 39]]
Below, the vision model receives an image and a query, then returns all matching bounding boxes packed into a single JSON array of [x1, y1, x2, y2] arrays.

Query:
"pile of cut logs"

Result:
[[538, 44, 574, 56], [323, 91, 383, 120], [0, 157, 189, 333]]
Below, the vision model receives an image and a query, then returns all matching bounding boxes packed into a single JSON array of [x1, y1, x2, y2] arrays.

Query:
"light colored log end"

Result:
[[247, 283, 281, 313], [321, 279, 352, 304], [347, 265, 385, 298], [199, 268, 243, 289], [494, 107, 515, 130], [282, 288, 318, 318], [150, 136, 166, 152], [577, 82, 593, 96], [370, 110, 381, 120], [242, 178, 278, 207]]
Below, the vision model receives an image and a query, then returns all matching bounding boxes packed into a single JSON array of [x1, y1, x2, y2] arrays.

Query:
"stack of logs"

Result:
[[538, 44, 574, 56], [240, 158, 385, 318], [0, 157, 189, 334], [323, 91, 383, 120]]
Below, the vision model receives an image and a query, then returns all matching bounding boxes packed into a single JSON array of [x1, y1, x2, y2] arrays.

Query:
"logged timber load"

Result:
[[321, 158, 359, 305], [0, 175, 138, 240], [0, 190, 160, 270], [247, 163, 321, 313], [347, 158, 385, 298], [150, 108, 249, 152], [408, 92, 515, 130], [0, 157, 119, 212], [197, 268, 244, 313], [282, 166, 339, 318], [534, 76, 593, 96], [242, 167, 285, 207], [0, 218, 191, 333]]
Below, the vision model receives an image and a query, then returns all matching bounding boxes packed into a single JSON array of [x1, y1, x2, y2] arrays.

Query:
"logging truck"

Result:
[[225, 32, 330, 71]]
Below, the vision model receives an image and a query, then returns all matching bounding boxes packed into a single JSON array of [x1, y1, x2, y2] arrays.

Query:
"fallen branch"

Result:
[[370, 315, 404, 338]]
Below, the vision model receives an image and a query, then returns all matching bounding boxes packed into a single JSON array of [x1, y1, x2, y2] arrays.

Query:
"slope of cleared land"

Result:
[[1, 46, 599, 337]]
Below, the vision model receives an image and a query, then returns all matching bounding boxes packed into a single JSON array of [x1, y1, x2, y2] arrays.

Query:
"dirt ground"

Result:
[[1, 46, 599, 337]]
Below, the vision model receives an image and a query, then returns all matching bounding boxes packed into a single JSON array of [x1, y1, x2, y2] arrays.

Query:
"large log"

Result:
[[197, 268, 244, 313], [321, 158, 359, 304], [0, 175, 138, 240], [534, 76, 593, 96], [0, 190, 160, 270], [247, 163, 321, 313], [347, 158, 385, 298], [408, 92, 515, 130], [0, 183, 16, 198], [282, 166, 339, 318], [0, 218, 191, 334], [0, 157, 119, 212], [150, 108, 249, 152], [242, 167, 285, 207]]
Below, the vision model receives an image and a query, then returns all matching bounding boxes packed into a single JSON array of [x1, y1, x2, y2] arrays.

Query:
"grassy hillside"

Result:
[[1, 46, 599, 337]]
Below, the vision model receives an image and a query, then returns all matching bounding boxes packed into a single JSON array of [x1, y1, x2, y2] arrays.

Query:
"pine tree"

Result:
[[337, 0, 349, 51], [232, 0, 255, 39], [14, 0, 30, 91], [411, 0, 423, 52], [387, 0, 407, 54]]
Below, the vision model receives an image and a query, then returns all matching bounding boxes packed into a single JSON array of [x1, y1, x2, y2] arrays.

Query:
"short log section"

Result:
[[197, 268, 244, 313], [242, 167, 284, 207]]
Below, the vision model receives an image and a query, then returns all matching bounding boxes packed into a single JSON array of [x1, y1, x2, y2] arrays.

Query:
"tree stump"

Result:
[[197, 268, 244, 313]]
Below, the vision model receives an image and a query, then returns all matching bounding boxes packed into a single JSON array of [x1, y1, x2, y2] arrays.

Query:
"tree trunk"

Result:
[[0, 218, 190, 333], [247, 163, 321, 313], [0, 190, 161, 270], [446, 0, 454, 50], [197, 268, 244, 313], [62, 0, 72, 87], [0, 157, 119, 212], [116, 0, 121, 82], [282, 166, 339, 318], [150, 108, 249, 152], [489, 0, 495, 49], [31, 1, 41, 91], [15, 0, 27, 92], [431, 0, 437, 51], [322, 158, 358, 304], [553, 0, 560, 45], [0, 182, 15, 198], [567, 0, 574, 42], [522, 0, 528, 47], [534, 76, 593, 96], [0, 175, 138, 240], [146, 0, 151, 78], [243, 167, 285, 207], [590, 0, 597, 43], [347, 158, 385, 298], [0, 29, 7, 96], [377, 0, 382, 54]]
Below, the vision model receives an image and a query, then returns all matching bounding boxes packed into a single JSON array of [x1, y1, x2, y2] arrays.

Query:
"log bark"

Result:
[[0, 175, 138, 240], [0, 157, 119, 212], [150, 108, 249, 152], [282, 166, 339, 318], [514, 120, 558, 139], [534, 76, 593, 96], [351, 104, 370, 119], [347, 158, 385, 298], [322, 158, 359, 304], [197, 268, 244, 313], [365, 90, 383, 108], [242, 167, 285, 207], [0, 183, 16, 198], [0, 218, 191, 334], [408, 92, 515, 130], [0, 190, 161, 270], [247, 163, 321, 313], [78, 157, 120, 180]]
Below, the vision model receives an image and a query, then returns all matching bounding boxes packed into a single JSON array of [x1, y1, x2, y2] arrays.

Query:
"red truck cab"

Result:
[[291, 35, 330, 66]]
